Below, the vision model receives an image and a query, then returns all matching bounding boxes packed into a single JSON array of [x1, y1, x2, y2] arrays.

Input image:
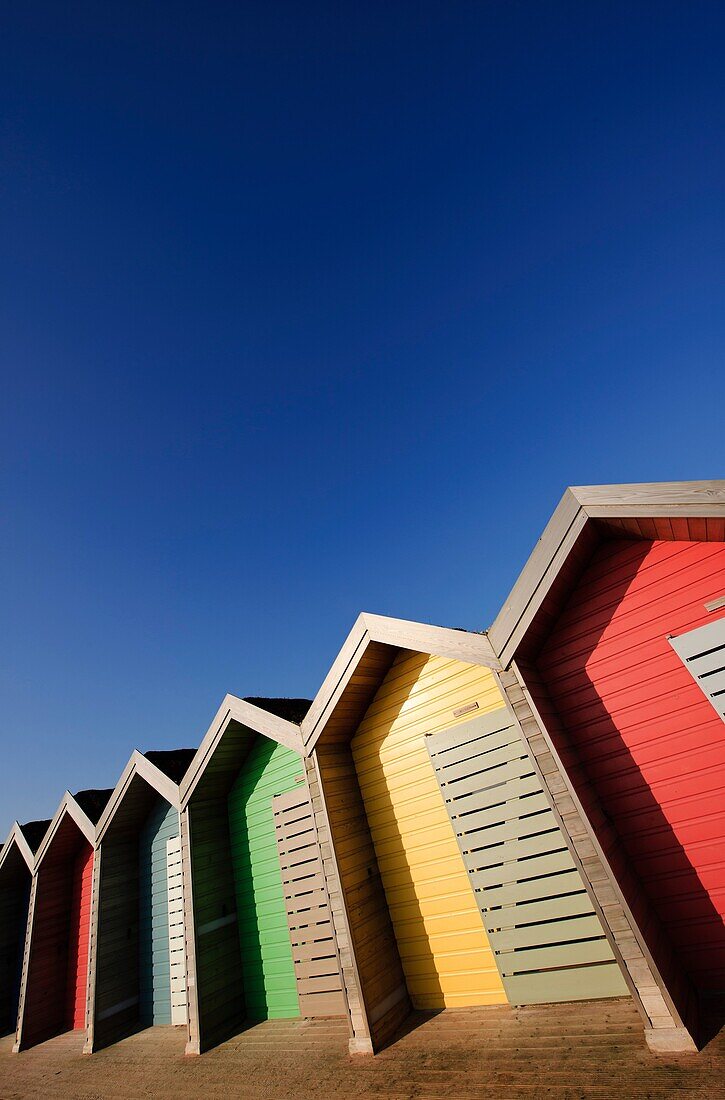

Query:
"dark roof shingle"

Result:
[[143, 748, 197, 784], [243, 697, 312, 725], [19, 819, 52, 854], [73, 788, 114, 825]]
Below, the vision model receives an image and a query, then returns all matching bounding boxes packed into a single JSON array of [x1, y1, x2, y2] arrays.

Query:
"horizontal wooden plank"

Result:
[[272, 783, 346, 1021], [498, 937, 615, 975], [493, 890, 595, 929], [453, 787, 551, 829], [427, 716, 622, 1010], [490, 914, 605, 952], [504, 961, 630, 1003], [439, 755, 535, 797], [464, 828, 565, 873]]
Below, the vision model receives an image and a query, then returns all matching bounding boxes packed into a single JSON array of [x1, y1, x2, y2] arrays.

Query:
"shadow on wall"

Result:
[[0, 875, 30, 1037], [20, 862, 74, 1046], [138, 796, 177, 1029], [535, 538, 725, 1047], [362, 783, 445, 1021], [138, 824, 154, 1028], [350, 662, 448, 1022], [343, 742, 445, 1049], [186, 794, 248, 1051]]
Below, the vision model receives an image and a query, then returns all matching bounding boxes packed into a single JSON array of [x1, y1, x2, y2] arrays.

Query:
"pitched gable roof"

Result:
[[180, 695, 306, 806], [0, 823, 37, 876], [96, 749, 190, 843], [488, 479, 725, 667], [34, 789, 114, 867], [300, 613, 500, 752]]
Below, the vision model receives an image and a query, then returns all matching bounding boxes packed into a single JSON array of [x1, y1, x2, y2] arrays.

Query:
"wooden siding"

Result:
[[351, 652, 507, 1011], [0, 855, 31, 1035], [228, 739, 301, 1020], [502, 660, 695, 1045], [91, 835, 141, 1049], [312, 741, 409, 1051], [306, 639, 398, 747], [65, 844, 93, 1030], [272, 785, 346, 1018], [88, 770, 188, 1053], [537, 539, 725, 995], [488, 480, 725, 669], [427, 707, 628, 1004], [184, 797, 246, 1052], [301, 617, 500, 754], [18, 832, 94, 1048], [139, 799, 180, 1026], [302, 753, 375, 1050]]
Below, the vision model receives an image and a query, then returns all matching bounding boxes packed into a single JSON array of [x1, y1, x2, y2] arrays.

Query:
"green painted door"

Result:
[[228, 739, 301, 1019]]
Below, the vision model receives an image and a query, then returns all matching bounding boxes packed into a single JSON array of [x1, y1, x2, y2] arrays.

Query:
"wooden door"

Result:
[[166, 835, 187, 1025], [427, 707, 627, 1004], [272, 785, 346, 1018]]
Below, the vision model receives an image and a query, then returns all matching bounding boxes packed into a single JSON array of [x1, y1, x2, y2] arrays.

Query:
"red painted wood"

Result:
[[538, 539, 725, 991], [65, 843, 93, 1030], [20, 827, 94, 1047]]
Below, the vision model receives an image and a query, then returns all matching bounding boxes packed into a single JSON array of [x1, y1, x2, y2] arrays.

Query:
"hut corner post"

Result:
[[82, 842, 103, 1054], [304, 753, 376, 1055], [11, 871, 38, 1053]]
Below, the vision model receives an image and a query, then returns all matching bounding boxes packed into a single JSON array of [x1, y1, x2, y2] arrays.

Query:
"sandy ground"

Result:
[[0, 999, 723, 1100]]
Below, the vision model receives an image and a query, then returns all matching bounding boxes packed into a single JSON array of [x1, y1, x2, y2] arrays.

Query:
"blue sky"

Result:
[[1, 3, 724, 833]]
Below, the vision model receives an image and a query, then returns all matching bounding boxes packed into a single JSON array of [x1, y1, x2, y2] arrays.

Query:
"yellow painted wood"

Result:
[[351, 652, 508, 1010]]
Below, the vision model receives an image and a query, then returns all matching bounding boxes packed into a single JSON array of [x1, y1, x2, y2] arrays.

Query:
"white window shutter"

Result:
[[670, 616, 725, 722]]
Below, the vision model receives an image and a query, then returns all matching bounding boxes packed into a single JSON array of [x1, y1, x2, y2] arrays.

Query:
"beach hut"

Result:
[[84, 749, 195, 1052], [13, 790, 112, 1051], [487, 479, 725, 1051], [180, 696, 347, 1054], [0, 819, 50, 1035], [301, 614, 627, 1053]]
